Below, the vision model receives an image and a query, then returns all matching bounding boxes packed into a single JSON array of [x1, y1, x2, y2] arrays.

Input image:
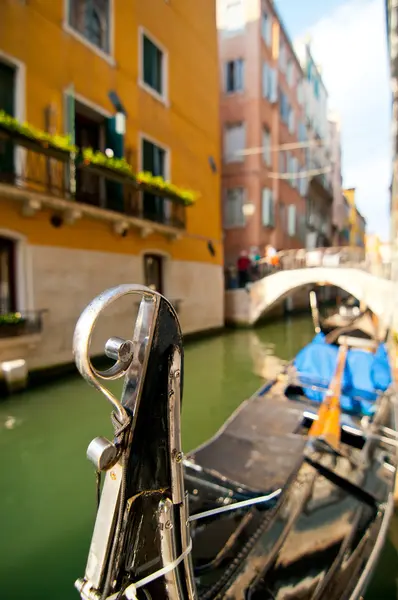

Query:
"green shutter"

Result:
[[105, 116, 124, 213], [142, 139, 165, 222]]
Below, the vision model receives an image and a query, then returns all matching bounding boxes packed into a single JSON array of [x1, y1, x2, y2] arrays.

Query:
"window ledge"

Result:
[[138, 80, 169, 107], [62, 22, 116, 66], [0, 183, 183, 241]]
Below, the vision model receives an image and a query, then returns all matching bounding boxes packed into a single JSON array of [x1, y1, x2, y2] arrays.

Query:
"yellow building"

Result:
[[0, 0, 222, 372], [343, 188, 366, 247]]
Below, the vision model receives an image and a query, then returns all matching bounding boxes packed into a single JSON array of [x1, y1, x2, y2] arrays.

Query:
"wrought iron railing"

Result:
[[0, 130, 186, 229], [0, 310, 46, 339]]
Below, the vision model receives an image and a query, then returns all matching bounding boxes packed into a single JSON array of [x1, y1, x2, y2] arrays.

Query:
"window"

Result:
[[224, 0, 245, 34], [261, 11, 272, 46], [279, 39, 286, 72], [297, 79, 304, 105], [286, 59, 294, 87], [142, 138, 168, 222], [299, 169, 308, 198], [298, 121, 307, 143], [68, 0, 110, 53], [144, 254, 164, 294], [0, 237, 16, 313], [298, 213, 307, 243], [288, 204, 296, 236], [226, 59, 244, 93], [224, 123, 245, 162], [224, 188, 245, 227], [262, 64, 277, 102], [288, 107, 295, 134], [262, 188, 274, 227], [142, 32, 165, 98], [262, 128, 271, 165]]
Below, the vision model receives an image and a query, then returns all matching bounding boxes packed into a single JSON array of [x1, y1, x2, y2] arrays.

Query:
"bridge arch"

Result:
[[248, 267, 394, 325]]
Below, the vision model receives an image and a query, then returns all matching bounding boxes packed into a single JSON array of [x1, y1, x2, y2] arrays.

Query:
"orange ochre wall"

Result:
[[0, 0, 222, 264]]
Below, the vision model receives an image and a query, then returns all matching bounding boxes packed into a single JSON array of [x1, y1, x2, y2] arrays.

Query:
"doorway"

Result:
[[143, 254, 164, 294], [0, 237, 16, 313]]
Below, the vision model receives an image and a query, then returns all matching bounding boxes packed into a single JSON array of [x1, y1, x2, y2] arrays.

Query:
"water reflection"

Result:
[[249, 334, 287, 381], [2, 313, 394, 600]]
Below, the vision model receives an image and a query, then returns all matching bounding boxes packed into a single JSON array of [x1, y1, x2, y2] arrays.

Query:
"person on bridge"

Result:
[[264, 244, 279, 272], [237, 251, 251, 287]]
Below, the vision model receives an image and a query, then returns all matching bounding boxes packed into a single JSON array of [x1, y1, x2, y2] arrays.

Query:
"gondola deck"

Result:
[[72, 286, 398, 600]]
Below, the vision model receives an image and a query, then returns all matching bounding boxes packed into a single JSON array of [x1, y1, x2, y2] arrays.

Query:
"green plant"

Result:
[[81, 151, 199, 205], [0, 312, 26, 326], [82, 148, 134, 176], [0, 110, 77, 153], [0, 111, 199, 205], [136, 171, 199, 205]]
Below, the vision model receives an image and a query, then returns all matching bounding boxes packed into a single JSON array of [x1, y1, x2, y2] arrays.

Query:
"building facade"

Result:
[[295, 40, 334, 249], [343, 188, 366, 247], [217, 0, 308, 267], [0, 0, 223, 372], [328, 113, 346, 245]]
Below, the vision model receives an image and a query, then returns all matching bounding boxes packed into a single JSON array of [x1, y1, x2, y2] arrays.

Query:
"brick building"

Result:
[[217, 0, 308, 267]]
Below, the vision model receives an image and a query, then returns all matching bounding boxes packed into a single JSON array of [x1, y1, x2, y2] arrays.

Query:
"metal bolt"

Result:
[[175, 452, 183, 463], [110, 471, 117, 481], [165, 520, 173, 530]]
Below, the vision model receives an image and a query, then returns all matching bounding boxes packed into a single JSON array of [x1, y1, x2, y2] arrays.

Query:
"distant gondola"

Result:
[[73, 284, 397, 600]]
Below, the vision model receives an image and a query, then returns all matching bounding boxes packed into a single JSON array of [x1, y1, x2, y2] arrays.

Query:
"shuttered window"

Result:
[[224, 188, 245, 227], [224, 123, 245, 162], [262, 188, 274, 227], [288, 204, 297, 236]]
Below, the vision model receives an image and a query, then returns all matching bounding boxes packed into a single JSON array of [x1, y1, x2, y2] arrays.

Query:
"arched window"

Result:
[[69, 0, 110, 53]]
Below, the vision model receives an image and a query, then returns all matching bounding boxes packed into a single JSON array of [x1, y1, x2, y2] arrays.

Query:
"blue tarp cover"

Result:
[[293, 333, 392, 416]]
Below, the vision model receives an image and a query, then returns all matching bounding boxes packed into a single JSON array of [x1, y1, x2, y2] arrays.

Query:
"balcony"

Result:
[[0, 118, 195, 236]]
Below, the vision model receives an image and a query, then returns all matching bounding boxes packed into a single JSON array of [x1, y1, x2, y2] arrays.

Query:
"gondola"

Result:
[[73, 285, 397, 600]]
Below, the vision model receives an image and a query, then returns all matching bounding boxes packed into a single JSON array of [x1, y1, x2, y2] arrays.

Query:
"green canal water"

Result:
[[0, 316, 396, 599]]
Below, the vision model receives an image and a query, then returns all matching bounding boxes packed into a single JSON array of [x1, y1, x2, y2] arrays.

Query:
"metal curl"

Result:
[[73, 284, 158, 423]]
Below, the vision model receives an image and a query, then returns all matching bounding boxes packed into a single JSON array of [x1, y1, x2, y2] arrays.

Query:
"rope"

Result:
[[188, 489, 282, 522], [106, 539, 193, 600]]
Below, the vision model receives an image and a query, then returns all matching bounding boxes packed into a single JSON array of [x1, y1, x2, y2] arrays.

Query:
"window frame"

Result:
[[224, 187, 246, 228], [261, 10, 272, 46], [261, 187, 274, 227], [138, 26, 169, 106], [225, 58, 244, 94], [63, 0, 115, 65], [224, 122, 246, 163]]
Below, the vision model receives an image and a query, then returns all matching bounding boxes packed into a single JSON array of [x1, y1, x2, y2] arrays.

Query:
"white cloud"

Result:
[[308, 0, 392, 239]]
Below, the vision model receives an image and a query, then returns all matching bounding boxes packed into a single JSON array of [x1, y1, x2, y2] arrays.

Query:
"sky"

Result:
[[275, 0, 392, 240]]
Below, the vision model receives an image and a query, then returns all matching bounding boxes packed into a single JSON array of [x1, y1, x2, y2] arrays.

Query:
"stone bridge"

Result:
[[225, 246, 395, 328]]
